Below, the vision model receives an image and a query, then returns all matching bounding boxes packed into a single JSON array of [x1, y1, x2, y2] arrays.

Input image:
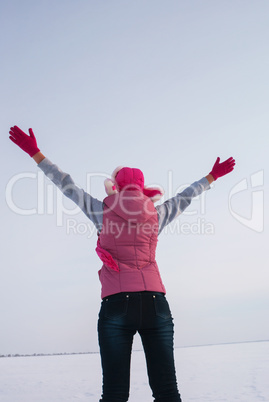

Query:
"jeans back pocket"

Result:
[[104, 295, 129, 320], [153, 294, 172, 319]]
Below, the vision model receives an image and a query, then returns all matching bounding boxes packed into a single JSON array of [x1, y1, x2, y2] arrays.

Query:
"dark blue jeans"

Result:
[[97, 291, 182, 402]]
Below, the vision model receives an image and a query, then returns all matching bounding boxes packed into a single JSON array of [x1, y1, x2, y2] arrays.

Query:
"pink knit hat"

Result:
[[104, 166, 164, 202]]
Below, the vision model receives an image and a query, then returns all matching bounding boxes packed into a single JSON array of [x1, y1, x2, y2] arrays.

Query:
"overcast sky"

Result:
[[1, 0, 268, 355]]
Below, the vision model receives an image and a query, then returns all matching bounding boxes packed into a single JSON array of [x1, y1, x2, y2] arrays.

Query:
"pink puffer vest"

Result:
[[98, 189, 166, 299]]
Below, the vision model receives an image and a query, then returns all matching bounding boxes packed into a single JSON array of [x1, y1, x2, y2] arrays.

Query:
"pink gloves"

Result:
[[9, 126, 40, 157], [209, 157, 235, 181], [96, 237, 119, 272]]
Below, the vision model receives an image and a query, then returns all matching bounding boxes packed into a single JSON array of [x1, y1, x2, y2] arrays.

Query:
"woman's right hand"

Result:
[[9, 125, 40, 157]]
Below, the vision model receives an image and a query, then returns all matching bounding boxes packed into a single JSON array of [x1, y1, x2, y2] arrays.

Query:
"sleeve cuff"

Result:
[[199, 176, 211, 190], [37, 157, 54, 174]]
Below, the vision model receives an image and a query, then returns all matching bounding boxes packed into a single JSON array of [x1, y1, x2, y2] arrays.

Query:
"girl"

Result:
[[9, 125, 235, 402]]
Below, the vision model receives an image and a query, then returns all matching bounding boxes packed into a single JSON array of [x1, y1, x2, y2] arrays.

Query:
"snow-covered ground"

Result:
[[0, 341, 268, 401]]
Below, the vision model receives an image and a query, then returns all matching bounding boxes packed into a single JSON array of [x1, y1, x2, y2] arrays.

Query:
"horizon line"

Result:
[[1, 339, 269, 358]]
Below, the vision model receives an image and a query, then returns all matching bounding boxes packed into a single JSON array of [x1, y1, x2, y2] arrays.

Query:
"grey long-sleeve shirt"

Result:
[[38, 158, 211, 235]]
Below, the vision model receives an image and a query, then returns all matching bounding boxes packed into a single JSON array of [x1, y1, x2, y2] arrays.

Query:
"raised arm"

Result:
[[156, 156, 236, 234], [156, 177, 211, 234], [9, 125, 104, 230]]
